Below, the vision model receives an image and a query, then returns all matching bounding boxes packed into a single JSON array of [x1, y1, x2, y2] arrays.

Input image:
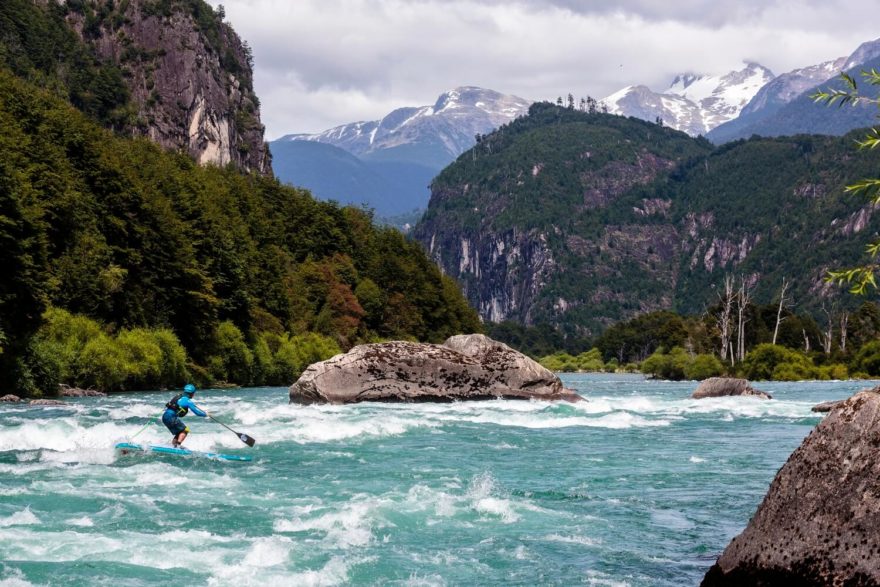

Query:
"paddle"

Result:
[[207, 413, 256, 447]]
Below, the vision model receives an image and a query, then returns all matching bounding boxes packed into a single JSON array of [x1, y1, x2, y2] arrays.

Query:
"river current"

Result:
[[0, 374, 871, 586]]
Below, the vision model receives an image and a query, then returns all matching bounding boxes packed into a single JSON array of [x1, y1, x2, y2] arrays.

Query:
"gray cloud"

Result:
[[209, 0, 877, 138]]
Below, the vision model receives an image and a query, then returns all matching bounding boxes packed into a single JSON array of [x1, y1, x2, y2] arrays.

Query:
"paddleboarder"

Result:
[[162, 384, 207, 447]]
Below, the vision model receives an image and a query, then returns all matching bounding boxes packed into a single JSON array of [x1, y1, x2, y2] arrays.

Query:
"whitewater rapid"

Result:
[[0, 375, 870, 586]]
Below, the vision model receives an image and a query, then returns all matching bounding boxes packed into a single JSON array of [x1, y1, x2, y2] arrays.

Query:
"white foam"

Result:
[[241, 536, 292, 567], [689, 456, 705, 464], [0, 565, 34, 587], [586, 569, 631, 587], [274, 498, 377, 548], [66, 516, 94, 527], [467, 473, 519, 523], [543, 533, 601, 546], [0, 508, 39, 527]]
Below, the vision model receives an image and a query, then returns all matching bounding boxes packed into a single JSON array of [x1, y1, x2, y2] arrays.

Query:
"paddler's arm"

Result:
[[180, 396, 207, 417]]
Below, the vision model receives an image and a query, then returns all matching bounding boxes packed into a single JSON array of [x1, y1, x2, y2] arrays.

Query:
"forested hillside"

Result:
[[0, 71, 480, 395], [415, 103, 880, 343]]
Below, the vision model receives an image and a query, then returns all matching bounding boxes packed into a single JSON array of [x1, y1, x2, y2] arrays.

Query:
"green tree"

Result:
[[814, 70, 880, 293]]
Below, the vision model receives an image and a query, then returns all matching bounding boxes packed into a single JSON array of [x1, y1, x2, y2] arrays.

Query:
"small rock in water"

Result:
[[702, 386, 880, 585], [289, 333, 582, 404], [59, 384, 106, 397], [810, 399, 846, 413], [28, 399, 66, 406], [0, 394, 22, 402], [691, 377, 771, 400]]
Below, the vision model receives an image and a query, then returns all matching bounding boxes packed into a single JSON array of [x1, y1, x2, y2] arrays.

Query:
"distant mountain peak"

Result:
[[844, 37, 880, 71], [668, 73, 701, 93], [603, 62, 774, 136], [283, 86, 531, 167]]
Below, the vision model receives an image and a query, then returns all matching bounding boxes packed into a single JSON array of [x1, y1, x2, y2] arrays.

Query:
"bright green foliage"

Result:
[[33, 307, 189, 392], [209, 321, 254, 384], [684, 354, 725, 380], [539, 348, 608, 372], [641, 347, 724, 381], [260, 332, 341, 385], [740, 344, 817, 381], [0, 70, 480, 394]]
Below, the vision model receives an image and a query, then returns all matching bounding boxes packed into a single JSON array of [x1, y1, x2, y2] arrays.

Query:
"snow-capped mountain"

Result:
[[602, 63, 775, 136], [271, 87, 530, 218], [738, 57, 846, 117], [708, 37, 880, 143], [278, 87, 531, 168]]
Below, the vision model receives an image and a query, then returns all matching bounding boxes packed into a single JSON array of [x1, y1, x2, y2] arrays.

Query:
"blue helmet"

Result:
[[183, 383, 196, 395]]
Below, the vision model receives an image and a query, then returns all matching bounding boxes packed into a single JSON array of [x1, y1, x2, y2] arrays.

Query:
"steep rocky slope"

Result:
[[414, 103, 880, 338], [0, 0, 270, 175], [68, 0, 271, 174]]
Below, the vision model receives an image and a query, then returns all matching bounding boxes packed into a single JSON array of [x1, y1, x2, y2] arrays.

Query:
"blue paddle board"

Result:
[[115, 442, 252, 462]]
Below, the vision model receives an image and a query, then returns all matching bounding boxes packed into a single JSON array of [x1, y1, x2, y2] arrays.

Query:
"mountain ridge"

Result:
[[414, 103, 880, 338]]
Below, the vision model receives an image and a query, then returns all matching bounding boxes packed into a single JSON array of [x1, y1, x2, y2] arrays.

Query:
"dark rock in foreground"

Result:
[[692, 377, 771, 399], [289, 334, 581, 404], [702, 387, 880, 586]]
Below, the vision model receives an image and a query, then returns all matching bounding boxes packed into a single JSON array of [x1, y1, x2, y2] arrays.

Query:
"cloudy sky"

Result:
[[206, 0, 877, 139]]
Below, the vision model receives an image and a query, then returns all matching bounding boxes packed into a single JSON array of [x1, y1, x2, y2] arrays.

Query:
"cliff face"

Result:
[[414, 104, 880, 336], [413, 104, 711, 336], [66, 0, 270, 175]]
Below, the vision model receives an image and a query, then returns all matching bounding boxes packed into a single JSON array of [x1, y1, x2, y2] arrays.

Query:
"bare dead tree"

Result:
[[772, 277, 790, 345], [736, 276, 754, 362], [803, 329, 811, 353], [821, 303, 837, 355], [840, 311, 850, 353], [716, 275, 735, 364]]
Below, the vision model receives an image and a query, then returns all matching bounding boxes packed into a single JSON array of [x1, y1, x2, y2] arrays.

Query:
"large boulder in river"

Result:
[[289, 334, 581, 404], [692, 377, 771, 400], [702, 387, 880, 586]]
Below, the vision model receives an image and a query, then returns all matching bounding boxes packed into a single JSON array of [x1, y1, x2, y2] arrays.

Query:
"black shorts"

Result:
[[162, 411, 188, 435]]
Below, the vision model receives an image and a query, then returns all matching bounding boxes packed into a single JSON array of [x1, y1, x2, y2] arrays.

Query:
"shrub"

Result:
[[77, 333, 128, 391], [208, 321, 254, 384], [741, 344, 817, 381], [272, 332, 341, 384], [116, 328, 163, 388], [684, 354, 724, 380]]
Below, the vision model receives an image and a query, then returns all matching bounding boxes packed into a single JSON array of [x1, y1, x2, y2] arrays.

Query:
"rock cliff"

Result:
[[702, 388, 880, 585], [414, 103, 880, 337], [66, 0, 270, 175], [289, 334, 581, 404]]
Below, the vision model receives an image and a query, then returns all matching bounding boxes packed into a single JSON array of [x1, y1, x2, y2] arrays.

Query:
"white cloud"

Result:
[[208, 0, 877, 138]]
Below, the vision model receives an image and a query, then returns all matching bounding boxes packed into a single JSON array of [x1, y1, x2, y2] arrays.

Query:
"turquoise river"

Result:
[[0, 374, 872, 586]]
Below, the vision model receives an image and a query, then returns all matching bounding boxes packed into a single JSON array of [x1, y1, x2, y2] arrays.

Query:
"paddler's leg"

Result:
[[174, 426, 190, 447]]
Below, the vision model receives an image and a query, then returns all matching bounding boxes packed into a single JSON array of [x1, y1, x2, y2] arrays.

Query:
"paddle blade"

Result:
[[238, 432, 256, 447]]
